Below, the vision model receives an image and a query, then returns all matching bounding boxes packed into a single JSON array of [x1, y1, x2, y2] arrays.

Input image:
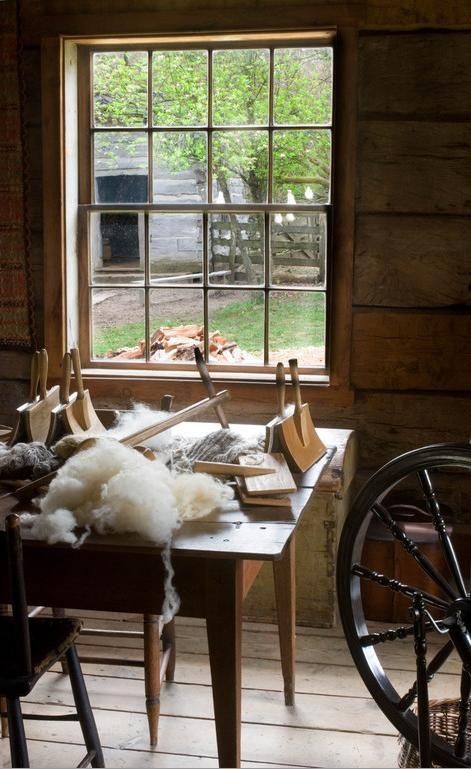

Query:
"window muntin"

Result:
[[83, 42, 333, 372]]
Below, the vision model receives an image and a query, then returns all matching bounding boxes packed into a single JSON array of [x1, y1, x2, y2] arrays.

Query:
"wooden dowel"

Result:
[[120, 390, 230, 446], [193, 461, 276, 477]]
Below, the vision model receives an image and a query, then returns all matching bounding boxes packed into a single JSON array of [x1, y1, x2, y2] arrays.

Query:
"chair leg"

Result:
[[1, 696, 8, 738], [162, 618, 176, 681], [66, 645, 105, 768], [7, 697, 29, 768], [52, 607, 69, 674], [143, 613, 160, 747]]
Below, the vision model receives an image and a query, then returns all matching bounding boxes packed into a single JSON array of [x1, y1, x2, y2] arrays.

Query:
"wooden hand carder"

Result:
[[9, 351, 40, 445], [265, 362, 295, 453], [46, 351, 77, 445], [66, 347, 106, 436], [24, 348, 60, 443], [278, 359, 327, 472]]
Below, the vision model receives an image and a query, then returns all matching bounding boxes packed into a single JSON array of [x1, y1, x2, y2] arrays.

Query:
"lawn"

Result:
[[93, 292, 325, 357]]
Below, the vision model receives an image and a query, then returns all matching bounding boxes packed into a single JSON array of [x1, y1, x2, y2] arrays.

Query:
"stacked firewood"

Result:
[[105, 323, 249, 363]]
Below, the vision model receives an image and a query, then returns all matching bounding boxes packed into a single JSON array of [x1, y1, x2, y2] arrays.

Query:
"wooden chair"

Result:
[[0, 513, 104, 768]]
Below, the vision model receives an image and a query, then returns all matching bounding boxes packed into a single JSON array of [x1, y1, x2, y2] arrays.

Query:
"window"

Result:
[[76, 35, 335, 375]]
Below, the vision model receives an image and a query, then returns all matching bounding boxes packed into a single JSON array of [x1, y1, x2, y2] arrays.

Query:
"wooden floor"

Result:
[[0, 612, 402, 769]]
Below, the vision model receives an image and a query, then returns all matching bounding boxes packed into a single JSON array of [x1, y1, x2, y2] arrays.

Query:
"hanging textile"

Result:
[[0, 0, 36, 349]]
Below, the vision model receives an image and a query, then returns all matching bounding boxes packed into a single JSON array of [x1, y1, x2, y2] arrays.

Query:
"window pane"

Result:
[[153, 131, 207, 202], [150, 213, 203, 285], [208, 213, 264, 286], [93, 52, 148, 128], [90, 212, 145, 285], [271, 212, 327, 287], [208, 289, 264, 364], [268, 291, 325, 367], [91, 287, 145, 360], [273, 48, 333, 125], [212, 130, 268, 203], [272, 129, 331, 204], [149, 288, 203, 362], [212, 49, 269, 126], [94, 132, 148, 203], [152, 50, 208, 126]]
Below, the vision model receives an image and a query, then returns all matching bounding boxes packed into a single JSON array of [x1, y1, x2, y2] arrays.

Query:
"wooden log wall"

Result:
[[0, 2, 470, 479]]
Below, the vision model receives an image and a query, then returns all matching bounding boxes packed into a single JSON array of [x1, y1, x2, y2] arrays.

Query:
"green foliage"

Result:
[[92, 45, 333, 204]]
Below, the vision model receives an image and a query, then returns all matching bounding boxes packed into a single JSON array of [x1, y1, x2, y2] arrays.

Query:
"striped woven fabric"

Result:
[[0, 0, 35, 348]]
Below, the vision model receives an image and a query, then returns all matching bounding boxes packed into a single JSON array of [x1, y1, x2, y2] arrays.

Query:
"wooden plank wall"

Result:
[[0, 2, 470, 478]]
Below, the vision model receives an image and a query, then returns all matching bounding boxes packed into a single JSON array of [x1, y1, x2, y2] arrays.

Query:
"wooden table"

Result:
[[0, 424, 339, 768]]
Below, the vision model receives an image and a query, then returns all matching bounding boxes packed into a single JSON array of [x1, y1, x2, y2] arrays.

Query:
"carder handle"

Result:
[[70, 347, 85, 399], [38, 348, 48, 400], [29, 351, 40, 402], [276, 362, 286, 418], [60, 352, 71, 405], [288, 358, 302, 414]]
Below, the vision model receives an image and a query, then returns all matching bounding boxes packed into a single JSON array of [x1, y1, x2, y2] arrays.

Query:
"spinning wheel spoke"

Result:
[[372, 502, 458, 600], [360, 623, 416, 647], [352, 563, 449, 611], [418, 469, 468, 598], [397, 640, 455, 712]]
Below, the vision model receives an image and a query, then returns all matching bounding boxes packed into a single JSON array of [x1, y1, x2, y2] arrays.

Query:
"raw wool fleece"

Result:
[[22, 438, 234, 621]]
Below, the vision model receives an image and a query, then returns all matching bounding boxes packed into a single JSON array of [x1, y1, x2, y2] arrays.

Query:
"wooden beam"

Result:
[[354, 214, 471, 308], [351, 309, 471, 390]]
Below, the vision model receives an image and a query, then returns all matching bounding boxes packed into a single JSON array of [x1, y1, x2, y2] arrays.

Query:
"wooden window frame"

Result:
[[42, 27, 356, 406]]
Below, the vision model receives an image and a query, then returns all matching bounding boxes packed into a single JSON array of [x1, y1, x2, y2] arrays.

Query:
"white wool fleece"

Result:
[[27, 437, 233, 546]]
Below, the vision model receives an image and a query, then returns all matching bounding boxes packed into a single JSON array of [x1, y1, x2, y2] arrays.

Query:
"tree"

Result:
[[92, 46, 332, 205]]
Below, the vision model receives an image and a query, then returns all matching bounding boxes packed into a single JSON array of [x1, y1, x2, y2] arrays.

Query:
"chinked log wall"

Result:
[[0, 1, 470, 479]]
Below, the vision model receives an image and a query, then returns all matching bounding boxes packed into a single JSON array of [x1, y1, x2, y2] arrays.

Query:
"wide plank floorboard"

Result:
[[0, 615, 410, 768]]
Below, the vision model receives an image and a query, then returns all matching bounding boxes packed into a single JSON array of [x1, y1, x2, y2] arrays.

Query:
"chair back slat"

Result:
[[5, 513, 32, 676]]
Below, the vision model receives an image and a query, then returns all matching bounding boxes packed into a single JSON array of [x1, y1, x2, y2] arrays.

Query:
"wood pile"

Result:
[[105, 323, 251, 363]]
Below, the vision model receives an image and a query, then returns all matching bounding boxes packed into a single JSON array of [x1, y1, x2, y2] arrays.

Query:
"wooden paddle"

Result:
[[278, 360, 327, 472], [24, 348, 60, 443], [68, 347, 106, 435]]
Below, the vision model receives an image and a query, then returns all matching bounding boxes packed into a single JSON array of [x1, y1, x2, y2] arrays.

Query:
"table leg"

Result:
[[206, 559, 243, 768], [143, 613, 161, 747], [273, 535, 296, 705]]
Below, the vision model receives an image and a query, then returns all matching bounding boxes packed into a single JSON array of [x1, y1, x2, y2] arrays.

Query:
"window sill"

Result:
[[78, 368, 354, 410], [82, 366, 330, 386]]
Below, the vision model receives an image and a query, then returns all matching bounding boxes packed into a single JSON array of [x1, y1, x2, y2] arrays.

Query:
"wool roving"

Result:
[[22, 437, 235, 620], [0, 441, 60, 479]]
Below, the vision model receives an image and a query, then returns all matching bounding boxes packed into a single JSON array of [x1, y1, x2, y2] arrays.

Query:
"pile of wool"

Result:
[[21, 437, 235, 620]]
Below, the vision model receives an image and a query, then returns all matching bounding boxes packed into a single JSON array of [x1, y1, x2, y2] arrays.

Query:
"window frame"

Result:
[[42, 27, 356, 399]]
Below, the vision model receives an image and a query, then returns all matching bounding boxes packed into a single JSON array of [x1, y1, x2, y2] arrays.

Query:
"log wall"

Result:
[[1, 2, 470, 478]]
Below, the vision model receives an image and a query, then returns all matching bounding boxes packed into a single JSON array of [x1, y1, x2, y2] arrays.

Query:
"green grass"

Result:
[[93, 293, 325, 357]]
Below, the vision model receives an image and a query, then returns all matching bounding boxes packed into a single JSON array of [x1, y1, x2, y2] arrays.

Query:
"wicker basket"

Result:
[[398, 699, 471, 768]]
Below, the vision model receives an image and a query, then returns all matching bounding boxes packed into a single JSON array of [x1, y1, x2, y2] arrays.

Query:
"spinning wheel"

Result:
[[337, 443, 471, 767]]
